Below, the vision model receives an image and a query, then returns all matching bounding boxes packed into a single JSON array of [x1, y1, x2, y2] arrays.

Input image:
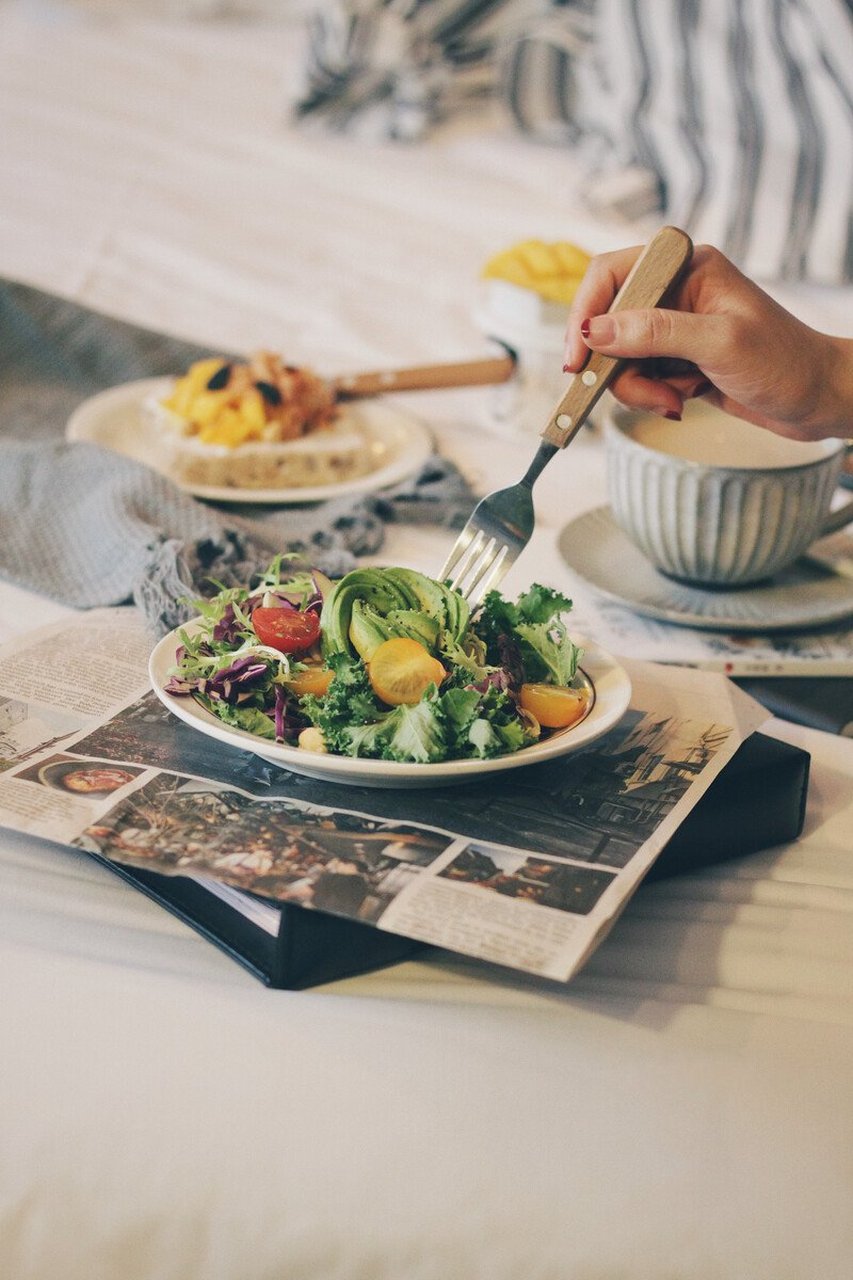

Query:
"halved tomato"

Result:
[[518, 682, 589, 729], [284, 666, 334, 697], [252, 607, 320, 654], [368, 637, 446, 706]]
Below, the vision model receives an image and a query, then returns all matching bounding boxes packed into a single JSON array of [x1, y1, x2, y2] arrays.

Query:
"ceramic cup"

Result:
[[604, 401, 853, 587]]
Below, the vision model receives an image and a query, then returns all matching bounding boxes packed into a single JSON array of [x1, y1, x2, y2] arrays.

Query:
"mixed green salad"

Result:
[[164, 558, 588, 765]]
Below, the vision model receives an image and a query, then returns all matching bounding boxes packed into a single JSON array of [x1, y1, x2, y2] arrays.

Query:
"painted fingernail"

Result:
[[664, 410, 682, 421], [583, 316, 616, 344], [691, 378, 713, 397], [562, 363, 572, 373]]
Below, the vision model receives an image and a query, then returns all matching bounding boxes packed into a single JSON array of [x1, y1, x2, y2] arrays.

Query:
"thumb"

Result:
[[582, 308, 726, 367]]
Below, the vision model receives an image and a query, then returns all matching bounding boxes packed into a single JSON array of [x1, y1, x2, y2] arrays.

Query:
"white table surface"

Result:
[[1, 5, 852, 1278]]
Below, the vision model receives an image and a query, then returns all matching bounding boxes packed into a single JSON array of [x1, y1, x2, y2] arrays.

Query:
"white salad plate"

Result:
[[66, 377, 434, 505], [149, 627, 632, 789], [559, 506, 853, 633]]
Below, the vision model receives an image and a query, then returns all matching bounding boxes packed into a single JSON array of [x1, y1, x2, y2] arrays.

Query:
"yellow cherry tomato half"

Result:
[[368, 637, 446, 706], [284, 666, 334, 698], [518, 683, 589, 729]]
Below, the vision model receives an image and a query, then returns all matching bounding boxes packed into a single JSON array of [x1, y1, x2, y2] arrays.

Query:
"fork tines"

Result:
[[440, 526, 511, 607]]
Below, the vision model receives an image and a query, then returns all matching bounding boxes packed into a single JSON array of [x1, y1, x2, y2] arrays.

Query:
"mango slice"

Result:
[[482, 239, 592, 305]]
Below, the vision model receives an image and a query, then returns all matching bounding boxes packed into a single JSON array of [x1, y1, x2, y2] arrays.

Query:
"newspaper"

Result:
[[566, 592, 853, 676], [0, 608, 767, 983]]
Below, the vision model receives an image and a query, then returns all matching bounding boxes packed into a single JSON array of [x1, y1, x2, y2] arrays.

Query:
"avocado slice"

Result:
[[321, 569, 414, 657], [347, 600, 395, 661], [386, 609, 441, 652], [385, 567, 470, 641], [321, 567, 469, 658]]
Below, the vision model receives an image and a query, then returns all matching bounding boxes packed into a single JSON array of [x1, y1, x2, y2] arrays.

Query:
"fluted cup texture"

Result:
[[605, 419, 845, 586]]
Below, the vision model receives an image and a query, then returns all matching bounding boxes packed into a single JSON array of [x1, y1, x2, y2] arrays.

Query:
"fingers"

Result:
[[563, 245, 644, 372], [578, 307, 731, 369], [562, 240, 740, 421], [608, 368, 686, 420], [564, 242, 735, 372]]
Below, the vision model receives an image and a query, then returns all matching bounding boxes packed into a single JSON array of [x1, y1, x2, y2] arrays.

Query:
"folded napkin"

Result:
[[0, 279, 475, 634]]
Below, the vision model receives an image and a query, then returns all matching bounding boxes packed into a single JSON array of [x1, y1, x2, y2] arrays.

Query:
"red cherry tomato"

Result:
[[252, 607, 320, 654]]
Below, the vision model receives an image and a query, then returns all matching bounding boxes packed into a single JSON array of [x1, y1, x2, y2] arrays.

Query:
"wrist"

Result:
[[809, 335, 853, 439]]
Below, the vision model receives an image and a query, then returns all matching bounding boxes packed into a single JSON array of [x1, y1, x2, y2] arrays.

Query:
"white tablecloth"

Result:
[[2, 5, 852, 1278]]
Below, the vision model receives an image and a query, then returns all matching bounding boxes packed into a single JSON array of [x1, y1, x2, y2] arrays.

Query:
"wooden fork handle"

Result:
[[333, 352, 516, 398], [541, 225, 694, 449]]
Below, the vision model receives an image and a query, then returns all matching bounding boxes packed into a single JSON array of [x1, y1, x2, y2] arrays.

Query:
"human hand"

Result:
[[563, 242, 852, 440]]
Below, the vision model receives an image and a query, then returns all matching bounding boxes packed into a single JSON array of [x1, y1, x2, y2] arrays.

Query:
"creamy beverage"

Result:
[[628, 402, 832, 468]]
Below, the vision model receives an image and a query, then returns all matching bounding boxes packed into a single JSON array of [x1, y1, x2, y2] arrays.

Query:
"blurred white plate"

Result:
[[66, 377, 434, 505], [559, 506, 853, 632], [149, 627, 631, 789]]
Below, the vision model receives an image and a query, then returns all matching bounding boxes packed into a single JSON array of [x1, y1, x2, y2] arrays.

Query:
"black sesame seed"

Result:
[[255, 379, 283, 405], [205, 363, 232, 390]]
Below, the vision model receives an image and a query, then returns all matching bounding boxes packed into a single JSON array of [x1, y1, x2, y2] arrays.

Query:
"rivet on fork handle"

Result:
[[541, 225, 693, 450]]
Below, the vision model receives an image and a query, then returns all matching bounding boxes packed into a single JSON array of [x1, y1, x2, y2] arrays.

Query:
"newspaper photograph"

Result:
[[0, 608, 767, 983]]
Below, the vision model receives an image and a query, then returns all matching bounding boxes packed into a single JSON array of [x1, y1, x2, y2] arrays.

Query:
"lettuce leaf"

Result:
[[447, 684, 536, 759], [439, 687, 482, 749], [339, 700, 445, 763], [199, 698, 276, 740], [514, 583, 574, 625], [466, 717, 502, 757], [300, 652, 382, 754], [476, 584, 581, 687], [514, 621, 580, 685]]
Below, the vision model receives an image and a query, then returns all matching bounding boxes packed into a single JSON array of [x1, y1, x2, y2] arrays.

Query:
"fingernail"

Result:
[[691, 378, 713, 397], [664, 410, 682, 421], [583, 316, 616, 344], [562, 363, 573, 373]]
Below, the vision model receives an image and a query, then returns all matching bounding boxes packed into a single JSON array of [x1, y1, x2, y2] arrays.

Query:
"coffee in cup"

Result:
[[604, 400, 853, 587]]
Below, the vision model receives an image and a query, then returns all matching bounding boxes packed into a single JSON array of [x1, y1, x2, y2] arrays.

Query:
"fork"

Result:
[[439, 225, 694, 605]]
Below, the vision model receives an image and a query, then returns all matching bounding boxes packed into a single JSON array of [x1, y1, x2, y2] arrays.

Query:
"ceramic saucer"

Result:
[[558, 507, 853, 633]]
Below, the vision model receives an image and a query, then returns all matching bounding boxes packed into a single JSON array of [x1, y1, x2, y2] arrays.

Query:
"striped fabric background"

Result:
[[504, 0, 853, 285], [295, 0, 512, 141]]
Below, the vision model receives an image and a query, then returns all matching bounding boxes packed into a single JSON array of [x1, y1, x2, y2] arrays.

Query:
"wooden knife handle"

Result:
[[541, 226, 693, 449], [333, 352, 516, 398]]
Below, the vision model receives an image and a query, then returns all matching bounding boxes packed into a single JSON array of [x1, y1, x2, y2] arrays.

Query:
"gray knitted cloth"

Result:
[[0, 280, 475, 634]]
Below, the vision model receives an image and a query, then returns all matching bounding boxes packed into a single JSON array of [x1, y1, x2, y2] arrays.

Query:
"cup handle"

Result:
[[820, 444, 853, 535]]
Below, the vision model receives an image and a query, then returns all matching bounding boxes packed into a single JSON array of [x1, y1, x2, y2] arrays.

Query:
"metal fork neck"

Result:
[[520, 441, 558, 488]]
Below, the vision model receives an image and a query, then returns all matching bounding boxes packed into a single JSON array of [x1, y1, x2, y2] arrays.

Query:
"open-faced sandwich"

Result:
[[145, 352, 372, 490], [163, 559, 591, 765]]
